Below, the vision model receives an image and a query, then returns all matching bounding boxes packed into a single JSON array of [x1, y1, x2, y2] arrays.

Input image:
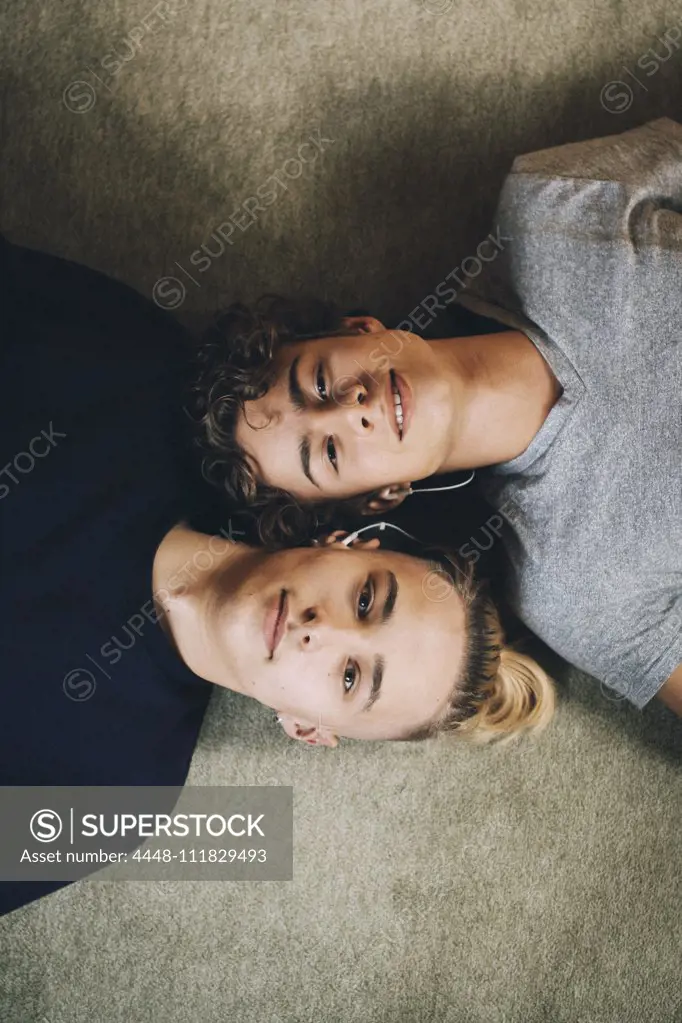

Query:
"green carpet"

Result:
[[1, 2, 681, 1021]]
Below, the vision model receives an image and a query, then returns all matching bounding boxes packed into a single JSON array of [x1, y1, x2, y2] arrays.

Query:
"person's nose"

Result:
[[289, 606, 325, 651], [327, 379, 378, 437], [288, 606, 350, 652]]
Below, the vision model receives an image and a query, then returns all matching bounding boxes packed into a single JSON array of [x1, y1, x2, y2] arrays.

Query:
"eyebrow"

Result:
[[364, 655, 385, 712], [381, 572, 398, 623], [288, 356, 306, 411], [362, 573, 398, 712], [298, 435, 319, 490], [289, 357, 321, 490]]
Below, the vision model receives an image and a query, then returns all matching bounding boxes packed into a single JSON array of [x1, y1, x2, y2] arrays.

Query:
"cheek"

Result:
[[275, 656, 338, 716]]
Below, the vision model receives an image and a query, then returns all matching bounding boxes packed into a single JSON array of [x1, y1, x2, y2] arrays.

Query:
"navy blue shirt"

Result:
[[0, 238, 219, 913]]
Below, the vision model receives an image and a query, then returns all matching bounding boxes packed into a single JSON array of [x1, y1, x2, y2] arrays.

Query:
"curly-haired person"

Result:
[[191, 118, 682, 716]]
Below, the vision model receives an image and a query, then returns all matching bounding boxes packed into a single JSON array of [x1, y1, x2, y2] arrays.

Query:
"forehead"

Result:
[[359, 555, 467, 723], [382, 564, 466, 660], [272, 330, 393, 392], [273, 334, 355, 372], [233, 337, 358, 495], [233, 357, 298, 484]]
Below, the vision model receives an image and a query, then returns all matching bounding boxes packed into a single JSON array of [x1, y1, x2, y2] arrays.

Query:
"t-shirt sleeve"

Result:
[[520, 581, 682, 709], [512, 116, 682, 252], [511, 117, 682, 194], [600, 603, 682, 709], [460, 118, 682, 363]]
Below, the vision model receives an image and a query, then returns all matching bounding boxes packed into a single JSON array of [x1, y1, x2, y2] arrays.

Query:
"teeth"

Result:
[[391, 381, 404, 434]]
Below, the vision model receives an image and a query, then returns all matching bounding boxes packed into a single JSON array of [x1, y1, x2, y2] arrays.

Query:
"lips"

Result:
[[388, 369, 411, 440], [264, 589, 288, 658]]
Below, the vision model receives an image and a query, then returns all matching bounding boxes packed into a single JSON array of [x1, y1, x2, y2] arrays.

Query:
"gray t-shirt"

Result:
[[458, 117, 682, 707]]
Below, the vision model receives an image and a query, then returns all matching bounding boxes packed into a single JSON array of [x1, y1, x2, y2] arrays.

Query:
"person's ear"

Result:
[[276, 713, 339, 748], [340, 315, 386, 334], [362, 484, 412, 515]]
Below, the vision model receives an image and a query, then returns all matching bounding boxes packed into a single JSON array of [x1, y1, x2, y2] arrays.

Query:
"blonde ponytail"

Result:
[[454, 645, 555, 743], [413, 550, 556, 744]]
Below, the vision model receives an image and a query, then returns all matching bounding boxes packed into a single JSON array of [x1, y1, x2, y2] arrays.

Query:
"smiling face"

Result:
[[208, 543, 468, 742], [234, 330, 459, 501]]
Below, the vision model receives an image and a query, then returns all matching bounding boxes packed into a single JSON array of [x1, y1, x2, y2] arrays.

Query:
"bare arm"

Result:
[[657, 664, 682, 716]]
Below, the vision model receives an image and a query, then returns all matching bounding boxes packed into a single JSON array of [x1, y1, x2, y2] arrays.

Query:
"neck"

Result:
[[151, 522, 256, 694], [427, 331, 561, 469]]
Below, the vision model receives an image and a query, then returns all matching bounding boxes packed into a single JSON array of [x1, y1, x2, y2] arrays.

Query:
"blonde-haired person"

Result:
[[151, 524, 555, 748]]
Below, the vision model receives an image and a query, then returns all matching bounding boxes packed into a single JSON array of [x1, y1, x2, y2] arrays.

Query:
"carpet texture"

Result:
[[1, 2, 681, 1021]]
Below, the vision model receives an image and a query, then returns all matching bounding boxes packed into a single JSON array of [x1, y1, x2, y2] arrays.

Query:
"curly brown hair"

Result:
[[189, 296, 383, 545]]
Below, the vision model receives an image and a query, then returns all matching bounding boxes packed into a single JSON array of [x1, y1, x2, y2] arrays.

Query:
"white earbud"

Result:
[[333, 468, 475, 547], [339, 470, 476, 547]]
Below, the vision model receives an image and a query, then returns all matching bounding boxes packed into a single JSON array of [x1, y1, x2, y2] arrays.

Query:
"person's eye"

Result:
[[357, 577, 374, 620], [315, 363, 329, 400], [343, 659, 359, 694], [326, 436, 338, 470]]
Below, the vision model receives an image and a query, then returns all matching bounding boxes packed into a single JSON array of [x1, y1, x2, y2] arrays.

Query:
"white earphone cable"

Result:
[[341, 521, 421, 546], [340, 472, 476, 546], [408, 470, 476, 494]]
